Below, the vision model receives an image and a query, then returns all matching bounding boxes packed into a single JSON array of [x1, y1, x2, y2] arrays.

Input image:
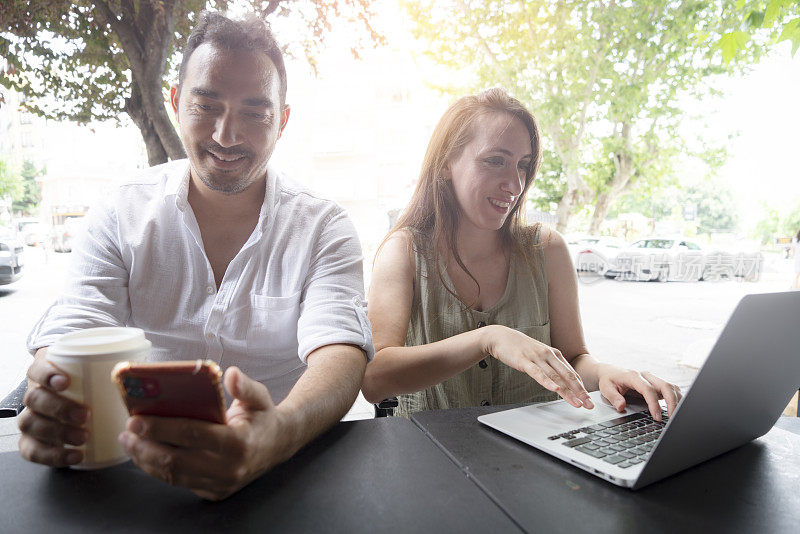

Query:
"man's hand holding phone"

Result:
[[118, 366, 294, 501]]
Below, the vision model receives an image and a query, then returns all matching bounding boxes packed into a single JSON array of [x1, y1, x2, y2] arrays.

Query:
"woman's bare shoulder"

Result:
[[539, 226, 566, 251], [374, 229, 416, 275], [518, 224, 566, 252]]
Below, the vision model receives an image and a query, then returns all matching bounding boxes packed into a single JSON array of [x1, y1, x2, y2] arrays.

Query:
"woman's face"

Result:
[[446, 112, 533, 233]]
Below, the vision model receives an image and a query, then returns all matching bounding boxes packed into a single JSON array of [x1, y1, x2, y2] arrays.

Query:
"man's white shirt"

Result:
[[28, 160, 373, 404]]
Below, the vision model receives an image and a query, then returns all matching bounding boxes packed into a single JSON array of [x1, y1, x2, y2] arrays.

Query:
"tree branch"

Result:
[[136, 0, 155, 37], [574, 1, 616, 146], [455, 0, 514, 88], [93, 0, 145, 72], [261, 0, 283, 18], [143, 0, 179, 80]]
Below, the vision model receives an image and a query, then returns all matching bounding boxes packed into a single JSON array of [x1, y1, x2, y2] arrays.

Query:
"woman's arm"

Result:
[[541, 228, 681, 419], [362, 231, 487, 403], [362, 231, 591, 408]]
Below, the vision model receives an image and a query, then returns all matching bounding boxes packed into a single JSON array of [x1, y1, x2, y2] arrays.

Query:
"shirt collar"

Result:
[[165, 158, 281, 229], [261, 162, 281, 229], [163, 159, 191, 212]]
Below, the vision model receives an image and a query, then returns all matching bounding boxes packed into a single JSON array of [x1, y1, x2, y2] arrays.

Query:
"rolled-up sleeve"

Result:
[[27, 199, 131, 353], [296, 208, 374, 363]]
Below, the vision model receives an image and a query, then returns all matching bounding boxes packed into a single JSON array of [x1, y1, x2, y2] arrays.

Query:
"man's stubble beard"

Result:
[[191, 145, 271, 195], [197, 170, 256, 195]]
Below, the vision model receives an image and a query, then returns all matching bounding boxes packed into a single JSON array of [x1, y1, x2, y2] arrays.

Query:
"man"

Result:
[[18, 11, 372, 500]]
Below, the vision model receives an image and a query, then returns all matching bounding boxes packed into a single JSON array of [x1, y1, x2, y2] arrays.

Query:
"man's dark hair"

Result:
[[177, 11, 287, 106]]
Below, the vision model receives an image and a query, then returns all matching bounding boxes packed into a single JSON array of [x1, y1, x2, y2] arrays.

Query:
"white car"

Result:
[[51, 217, 86, 253], [702, 249, 763, 282], [22, 222, 49, 247], [569, 236, 629, 274], [0, 233, 24, 285], [606, 237, 705, 282]]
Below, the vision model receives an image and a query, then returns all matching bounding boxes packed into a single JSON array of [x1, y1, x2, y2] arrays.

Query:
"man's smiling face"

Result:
[[173, 42, 287, 194]]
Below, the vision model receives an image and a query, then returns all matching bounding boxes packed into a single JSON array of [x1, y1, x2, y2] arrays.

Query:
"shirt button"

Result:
[[478, 359, 488, 369], [206, 332, 214, 340], [476, 321, 487, 328], [480, 400, 491, 406], [206, 286, 215, 294]]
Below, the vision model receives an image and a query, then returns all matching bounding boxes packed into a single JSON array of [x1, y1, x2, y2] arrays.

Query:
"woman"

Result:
[[363, 88, 681, 420]]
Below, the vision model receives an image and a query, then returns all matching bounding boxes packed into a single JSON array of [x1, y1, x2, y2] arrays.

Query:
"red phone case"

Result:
[[112, 360, 226, 424]]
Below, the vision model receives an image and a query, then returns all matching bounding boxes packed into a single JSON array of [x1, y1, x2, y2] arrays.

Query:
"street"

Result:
[[1, 246, 71, 396], [1, 246, 796, 415]]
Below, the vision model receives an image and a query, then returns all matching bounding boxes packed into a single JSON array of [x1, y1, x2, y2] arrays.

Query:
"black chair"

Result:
[[0, 380, 27, 418], [373, 397, 398, 418]]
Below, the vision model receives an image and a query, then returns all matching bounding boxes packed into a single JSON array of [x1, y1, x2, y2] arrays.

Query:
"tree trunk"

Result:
[[135, 73, 185, 163], [94, 0, 185, 166], [588, 122, 638, 234], [556, 190, 574, 233], [588, 192, 614, 235], [132, 1, 185, 164], [555, 163, 592, 233], [125, 81, 169, 166], [588, 153, 634, 234]]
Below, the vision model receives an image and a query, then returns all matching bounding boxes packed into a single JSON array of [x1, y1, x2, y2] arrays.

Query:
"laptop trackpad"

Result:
[[526, 391, 648, 429], [536, 401, 620, 426]]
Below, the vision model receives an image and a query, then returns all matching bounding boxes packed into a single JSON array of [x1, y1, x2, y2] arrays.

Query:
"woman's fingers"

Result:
[[519, 354, 589, 409], [487, 327, 592, 409], [641, 371, 682, 417], [612, 372, 665, 421], [544, 347, 593, 409], [520, 360, 559, 392]]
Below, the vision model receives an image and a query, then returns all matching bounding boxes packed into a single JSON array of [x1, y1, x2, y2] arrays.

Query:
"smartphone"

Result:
[[111, 360, 226, 424]]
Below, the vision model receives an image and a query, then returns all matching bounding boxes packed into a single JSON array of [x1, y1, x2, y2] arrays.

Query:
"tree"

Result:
[[751, 203, 782, 243], [610, 170, 738, 237], [683, 178, 739, 234], [527, 147, 566, 213], [0, 158, 23, 201], [753, 202, 800, 244], [1, 1, 382, 166], [11, 160, 43, 215], [608, 181, 682, 223], [405, 0, 758, 232], [719, 0, 800, 62]]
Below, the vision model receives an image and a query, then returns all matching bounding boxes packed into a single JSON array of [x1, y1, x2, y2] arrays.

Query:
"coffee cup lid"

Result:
[[49, 327, 151, 357]]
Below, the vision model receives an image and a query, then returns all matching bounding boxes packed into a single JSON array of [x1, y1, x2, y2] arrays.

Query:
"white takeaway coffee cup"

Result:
[[47, 327, 151, 469]]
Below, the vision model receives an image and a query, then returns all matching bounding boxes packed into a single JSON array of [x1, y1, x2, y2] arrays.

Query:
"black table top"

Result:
[[411, 407, 800, 534], [0, 417, 520, 533]]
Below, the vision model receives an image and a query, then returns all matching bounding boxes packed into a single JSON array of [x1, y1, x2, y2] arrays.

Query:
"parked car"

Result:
[[51, 216, 86, 253], [22, 223, 50, 247], [571, 236, 629, 274], [0, 233, 25, 285], [702, 249, 763, 282], [606, 237, 705, 282], [13, 217, 39, 235]]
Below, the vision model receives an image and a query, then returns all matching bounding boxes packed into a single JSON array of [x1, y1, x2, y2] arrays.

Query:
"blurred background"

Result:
[[1, 1, 798, 416]]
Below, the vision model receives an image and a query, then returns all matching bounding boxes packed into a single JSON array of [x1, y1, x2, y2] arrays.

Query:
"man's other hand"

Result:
[[118, 366, 291, 501], [18, 349, 91, 467]]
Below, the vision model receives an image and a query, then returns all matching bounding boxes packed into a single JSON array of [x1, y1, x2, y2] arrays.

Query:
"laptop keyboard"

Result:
[[547, 410, 669, 469]]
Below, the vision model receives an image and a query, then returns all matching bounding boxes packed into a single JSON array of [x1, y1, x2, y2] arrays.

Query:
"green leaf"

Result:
[[734, 30, 750, 47], [745, 11, 765, 29], [719, 32, 739, 63], [763, 1, 782, 28], [778, 17, 800, 41]]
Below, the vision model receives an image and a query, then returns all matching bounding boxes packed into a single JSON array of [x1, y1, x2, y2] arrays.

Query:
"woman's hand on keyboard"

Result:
[[597, 366, 682, 421]]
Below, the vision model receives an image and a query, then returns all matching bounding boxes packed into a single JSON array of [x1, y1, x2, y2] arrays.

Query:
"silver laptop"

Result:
[[478, 291, 800, 489]]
